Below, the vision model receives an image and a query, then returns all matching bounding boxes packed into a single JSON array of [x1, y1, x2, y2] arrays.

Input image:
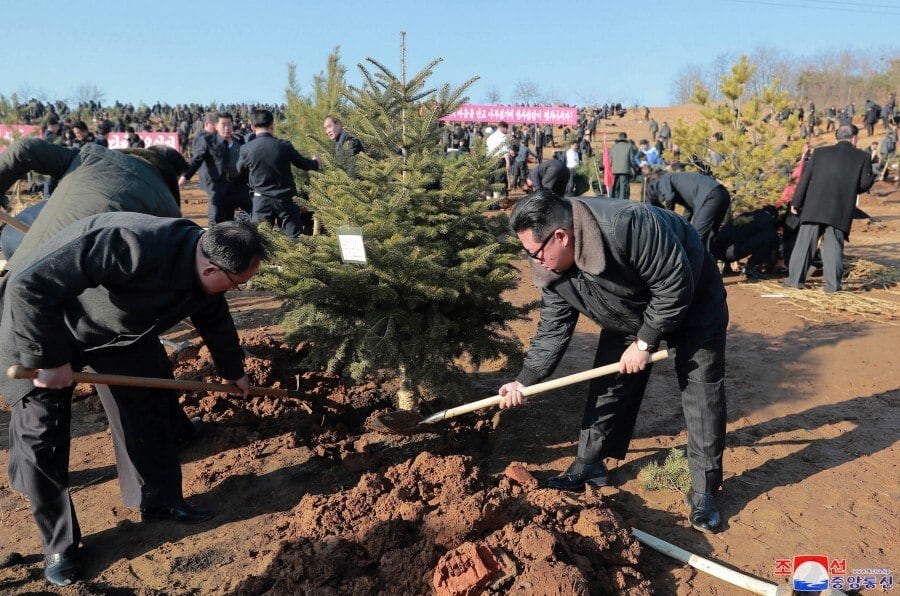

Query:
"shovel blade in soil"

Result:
[[368, 409, 428, 434]]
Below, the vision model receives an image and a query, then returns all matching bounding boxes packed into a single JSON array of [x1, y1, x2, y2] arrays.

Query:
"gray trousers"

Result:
[[577, 312, 728, 495], [787, 223, 845, 292]]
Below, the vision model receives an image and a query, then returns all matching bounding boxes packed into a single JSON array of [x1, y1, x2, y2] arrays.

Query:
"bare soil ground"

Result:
[[0, 106, 897, 594]]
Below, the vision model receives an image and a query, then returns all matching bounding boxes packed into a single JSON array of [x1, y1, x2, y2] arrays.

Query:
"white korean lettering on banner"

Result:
[[438, 104, 577, 125]]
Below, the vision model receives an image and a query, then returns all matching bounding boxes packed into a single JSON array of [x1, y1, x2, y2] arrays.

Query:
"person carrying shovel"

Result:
[[498, 190, 729, 534], [0, 213, 269, 586]]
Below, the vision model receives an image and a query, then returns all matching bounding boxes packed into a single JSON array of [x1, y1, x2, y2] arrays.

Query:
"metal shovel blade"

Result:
[[367, 409, 429, 435]]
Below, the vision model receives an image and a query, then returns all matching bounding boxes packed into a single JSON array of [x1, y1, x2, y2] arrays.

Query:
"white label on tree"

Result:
[[336, 226, 367, 264]]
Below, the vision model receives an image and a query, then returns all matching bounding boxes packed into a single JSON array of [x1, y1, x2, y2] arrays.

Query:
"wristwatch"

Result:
[[636, 339, 650, 351]]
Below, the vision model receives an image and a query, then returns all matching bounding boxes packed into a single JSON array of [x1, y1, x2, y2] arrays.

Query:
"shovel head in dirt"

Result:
[[368, 350, 670, 435]]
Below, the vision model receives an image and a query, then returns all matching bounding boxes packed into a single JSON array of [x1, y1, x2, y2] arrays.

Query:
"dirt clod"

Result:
[[235, 452, 651, 595], [432, 542, 501, 596]]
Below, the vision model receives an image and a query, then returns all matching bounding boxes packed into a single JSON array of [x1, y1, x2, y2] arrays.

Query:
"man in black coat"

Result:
[[323, 115, 364, 159], [711, 206, 779, 279], [524, 158, 568, 197], [0, 213, 267, 585], [237, 109, 319, 237], [179, 112, 250, 224], [646, 171, 731, 251], [785, 125, 875, 292], [498, 191, 729, 534]]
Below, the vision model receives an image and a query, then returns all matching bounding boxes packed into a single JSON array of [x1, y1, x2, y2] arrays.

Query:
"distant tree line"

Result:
[[672, 46, 899, 107]]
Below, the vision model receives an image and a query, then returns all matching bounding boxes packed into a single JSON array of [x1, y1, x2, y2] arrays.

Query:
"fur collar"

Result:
[[530, 198, 607, 288]]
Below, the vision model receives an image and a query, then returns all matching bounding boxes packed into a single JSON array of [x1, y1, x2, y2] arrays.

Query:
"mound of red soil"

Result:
[[172, 329, 395, 448], [236, 453, 650, 595]]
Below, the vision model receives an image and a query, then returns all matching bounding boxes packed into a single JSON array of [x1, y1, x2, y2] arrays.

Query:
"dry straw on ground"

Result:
[[747, 258, 900, 325]]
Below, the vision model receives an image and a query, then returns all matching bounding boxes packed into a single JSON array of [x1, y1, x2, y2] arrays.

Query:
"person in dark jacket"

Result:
[[499, 191, 729, 534], [0, 213, 267, 586], [864, 100, 880, 137], [179, 112, 250, 224], [69, 121, 95, 149], [711, 206, 779, 279], [126, 126, 145, 148], [646, 170, 731, 250], [609, 132, 636, 200], [785, 124, 875, 292], [236, 109, 319, 237], [524, 158, 568, 197], [0, 138, 187, 273], [323, 115, 364, 159]]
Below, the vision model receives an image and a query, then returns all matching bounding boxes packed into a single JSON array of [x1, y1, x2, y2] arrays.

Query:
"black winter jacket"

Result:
[[516, 198, 727, 386]]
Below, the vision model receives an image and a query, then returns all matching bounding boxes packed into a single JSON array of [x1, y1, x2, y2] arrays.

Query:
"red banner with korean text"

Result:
[[107, 132, 181, 152], [440, 104, 578, 126]]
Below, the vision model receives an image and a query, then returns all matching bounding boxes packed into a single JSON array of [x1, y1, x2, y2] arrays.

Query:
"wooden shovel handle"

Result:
[[0, 209, 30, 233], [421, 349, 670, 424], [7, 365, 301, 399]]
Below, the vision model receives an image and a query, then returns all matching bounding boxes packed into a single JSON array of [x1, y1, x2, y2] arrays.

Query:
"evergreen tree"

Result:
[[278, 48, 348, 213], [261, 34, 528, 408], [674, 55, 805, 212]]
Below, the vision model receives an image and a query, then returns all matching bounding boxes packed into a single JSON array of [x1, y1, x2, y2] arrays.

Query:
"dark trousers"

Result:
[[787, 223, 846, 292], [8, 341, 187, 555], [207, 183, 252, 225], [535, 145, 544, 164], [713, 226, 777, 268], [691, 187, 731, 251], [612, 174, 631, 200], [566, 167, 577, 196], [251, 194, 309, 238], [577, 280, 728, 495], [514, 161, 529, 188]]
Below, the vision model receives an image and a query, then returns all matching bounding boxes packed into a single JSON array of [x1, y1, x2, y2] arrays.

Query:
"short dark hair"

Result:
[[498, 120, 509, 130], [251, 109, 274, 128], [835, 124, 858, 140], [200, 220, 271, 274], [324, 115, 341, 125], [217, 112, 233, 123], [203, 111, 218, 125], [509, 190, 572, 241], [73, 120, 88, 132]]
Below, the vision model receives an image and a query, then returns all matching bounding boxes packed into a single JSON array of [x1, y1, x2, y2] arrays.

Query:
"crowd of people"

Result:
[[0, 88, 895, 587]]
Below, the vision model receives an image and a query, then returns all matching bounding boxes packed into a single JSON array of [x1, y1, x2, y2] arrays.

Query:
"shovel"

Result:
[[369, 349, 671, 434], [7, 365, 314, 413]]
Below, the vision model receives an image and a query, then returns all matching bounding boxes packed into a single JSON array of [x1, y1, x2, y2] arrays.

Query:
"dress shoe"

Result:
[[545, 461, 609, 491], [44, 550, 81, 586], [141, 500, 214, 523], [684, 489, 721, 533], [743, 265, 767, 280]]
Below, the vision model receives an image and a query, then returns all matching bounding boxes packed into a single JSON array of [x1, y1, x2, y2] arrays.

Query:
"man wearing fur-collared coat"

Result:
[[499, 191, 729, 533]]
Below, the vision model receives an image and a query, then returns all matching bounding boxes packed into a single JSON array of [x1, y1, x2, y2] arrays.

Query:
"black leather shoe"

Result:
[[545, 461, 609, 491], [44, 550, 81, 586], [743, 265, 768, 280], [684, 489, 721, 533], [141, 500, 214, 523]]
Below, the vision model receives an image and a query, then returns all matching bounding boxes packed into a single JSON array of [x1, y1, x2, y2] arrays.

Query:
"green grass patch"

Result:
[[637, 448, 691, 493]]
